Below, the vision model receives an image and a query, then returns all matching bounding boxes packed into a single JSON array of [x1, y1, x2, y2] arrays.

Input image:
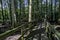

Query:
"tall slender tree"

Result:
[[11, 0, 16, 28]]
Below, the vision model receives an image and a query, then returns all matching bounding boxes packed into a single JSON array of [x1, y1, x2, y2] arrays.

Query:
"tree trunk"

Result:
[[11, 0, 16, 28], [29, 0, 32, 22]]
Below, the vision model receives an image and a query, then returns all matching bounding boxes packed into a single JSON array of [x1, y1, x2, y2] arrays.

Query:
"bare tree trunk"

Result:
[[29, 0, 32, 22], [11, 0, 16, 28], [27, 0, 32, 40]]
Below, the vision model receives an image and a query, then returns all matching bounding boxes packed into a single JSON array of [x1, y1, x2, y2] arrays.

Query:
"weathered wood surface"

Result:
[[5, 34, 21, 40]]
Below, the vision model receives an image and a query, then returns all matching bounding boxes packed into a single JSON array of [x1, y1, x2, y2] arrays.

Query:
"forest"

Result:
[[0, 0, 60, 40]]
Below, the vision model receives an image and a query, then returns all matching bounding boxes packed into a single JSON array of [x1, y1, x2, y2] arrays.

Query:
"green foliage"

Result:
[[0, 0, 60, 40]]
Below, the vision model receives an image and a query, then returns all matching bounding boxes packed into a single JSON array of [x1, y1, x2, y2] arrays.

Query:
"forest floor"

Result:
[[4, 24, 47, 40], [5, 34, 47, 40], [3, 23, 60, 40]]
